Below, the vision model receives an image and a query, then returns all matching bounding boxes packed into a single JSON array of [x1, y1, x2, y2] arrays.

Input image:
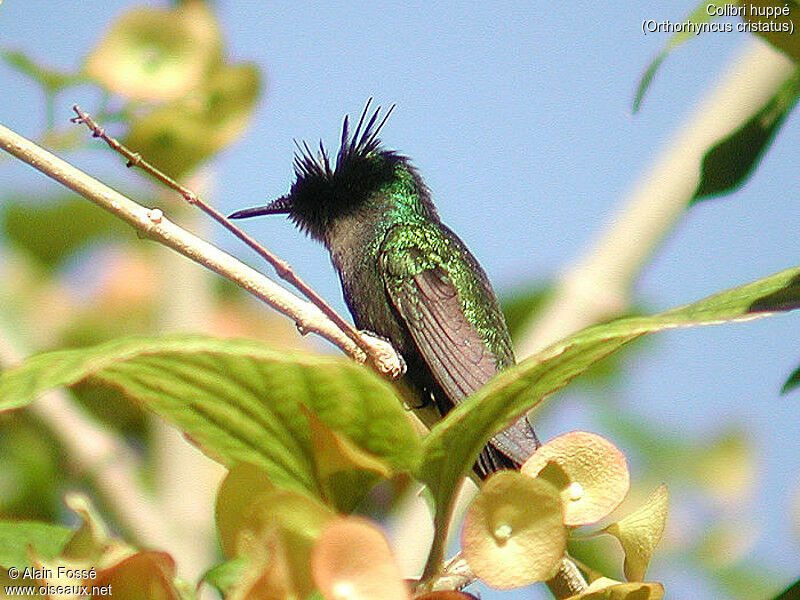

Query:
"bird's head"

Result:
[[229, 100, 437, 242]]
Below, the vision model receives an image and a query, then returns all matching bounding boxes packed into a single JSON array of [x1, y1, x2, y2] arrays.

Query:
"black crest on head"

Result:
[[229, 99, 433, 240], [293, 98, 396, 186]]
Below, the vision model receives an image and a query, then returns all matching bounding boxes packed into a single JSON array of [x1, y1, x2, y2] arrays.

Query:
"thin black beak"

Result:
[[228, 195, 292, 219]]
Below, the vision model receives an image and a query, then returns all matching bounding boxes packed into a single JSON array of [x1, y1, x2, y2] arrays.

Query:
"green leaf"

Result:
[[215, 464, 275, 558], [693, 69, 800, 201], [202, 557, 248, 596], [773, 577, 800, 600], [0, 335, 421, 502], [782, 361, 800, 394], [1, 194, 130, 268], [418, 265, 800, 566], [0, 521, 72, 569], [304, 408, 392, 513], [634, 1, 722, 112], [2, 50, 85, 91], [122, 62, 262, 179]]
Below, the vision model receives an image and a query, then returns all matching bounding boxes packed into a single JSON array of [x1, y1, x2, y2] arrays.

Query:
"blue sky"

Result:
[[2, 2, 800, 598]]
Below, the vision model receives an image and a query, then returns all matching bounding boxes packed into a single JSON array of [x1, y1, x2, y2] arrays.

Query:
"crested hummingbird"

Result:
[[229, 101, 539, 477]]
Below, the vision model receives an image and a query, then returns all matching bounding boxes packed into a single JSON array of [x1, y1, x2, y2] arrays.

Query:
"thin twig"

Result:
[[69, 106, 399, 378], [0, 122, 402, 377], [414, 552, 475, 594]]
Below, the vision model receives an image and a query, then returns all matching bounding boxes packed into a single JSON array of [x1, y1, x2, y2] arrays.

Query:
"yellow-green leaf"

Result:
[[566, 577, 664, 600], [85, 1, 222, 101], [245, 489, 334, 600], [603, 485, 669, 582], [462, 471, 566, 589], [215, 464, 275, 558], [304, 408, 392, 512]]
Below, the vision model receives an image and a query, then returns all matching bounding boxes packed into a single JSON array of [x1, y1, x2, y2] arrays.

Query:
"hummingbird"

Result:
[[229, 100, 539, 477]]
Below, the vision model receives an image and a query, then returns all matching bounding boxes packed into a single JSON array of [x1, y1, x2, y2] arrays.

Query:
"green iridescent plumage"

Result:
[[230, 101, 538, 476]]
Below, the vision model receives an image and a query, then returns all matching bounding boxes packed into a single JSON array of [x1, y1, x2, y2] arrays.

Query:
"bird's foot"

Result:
[[358, 329, 407, 379]]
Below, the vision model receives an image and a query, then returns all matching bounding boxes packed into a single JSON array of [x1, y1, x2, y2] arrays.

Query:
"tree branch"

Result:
[[0, 122, 403, 376], [69, 106, 397, 377], [516, 40, 795, 357]]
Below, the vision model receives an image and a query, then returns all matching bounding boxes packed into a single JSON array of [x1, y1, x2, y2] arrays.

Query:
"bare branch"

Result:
[[68, 106, 400, 377], [0, 121, 403, 377]]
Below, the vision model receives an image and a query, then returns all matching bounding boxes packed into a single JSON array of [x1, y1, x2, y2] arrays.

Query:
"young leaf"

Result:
[[61, 493, 115, 561], [304, 408, 393, 513], [461, 471, 566, 589], [521, 431, 630, 526], [242, 488, 335, 600], [633, 1, 722, 112], [226, 527, 292, 600], [781, 361, 800, 394], [693, 69, 800, 202], [0, 521, 72, 569], [202, 557, 248, 597], [84, 2, 222, 101], [92, 551, 180, 600], [602, 485, 669, 582], [215, 463, 276, 558], [312, 516, 410, 600], [418, 265, 800, 566], [0, 335, 421, 501]]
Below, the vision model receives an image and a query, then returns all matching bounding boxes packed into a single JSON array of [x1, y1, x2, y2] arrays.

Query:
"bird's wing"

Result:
[[380, 225, 536, 471], [380, 228, 499, 402]]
